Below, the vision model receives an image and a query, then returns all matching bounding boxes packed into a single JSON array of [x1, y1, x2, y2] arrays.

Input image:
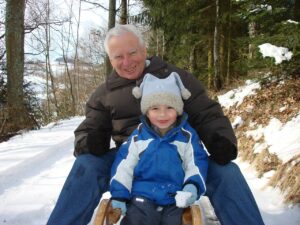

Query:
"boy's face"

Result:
[[146, 105, 177, 135]]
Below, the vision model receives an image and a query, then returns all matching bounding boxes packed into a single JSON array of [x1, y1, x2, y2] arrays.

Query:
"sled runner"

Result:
[[93, 198, 203, 225]]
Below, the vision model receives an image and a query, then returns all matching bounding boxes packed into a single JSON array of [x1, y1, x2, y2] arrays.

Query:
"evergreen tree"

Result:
[[138, 0, 299, 86], [237, 0, 300, 77]]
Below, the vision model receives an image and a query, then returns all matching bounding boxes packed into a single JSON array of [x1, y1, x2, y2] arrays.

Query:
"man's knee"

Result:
[[73, 154, 114, 191], [75, 154, 101, 166], [208, 159, 242, 180], [206, 160, 245, 199], [74, 153, 115, 176]]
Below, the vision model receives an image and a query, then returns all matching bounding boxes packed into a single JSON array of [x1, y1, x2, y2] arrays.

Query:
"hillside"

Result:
[[218, 75, 300, 204]]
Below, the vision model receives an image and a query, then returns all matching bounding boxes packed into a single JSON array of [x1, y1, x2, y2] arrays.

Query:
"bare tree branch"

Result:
[[24, 19, 69, 34], [81, 0, 109, 11], [0, 50, 5, 61]]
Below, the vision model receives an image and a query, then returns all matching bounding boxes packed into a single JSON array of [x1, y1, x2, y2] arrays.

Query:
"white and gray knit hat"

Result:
[[132, 72, 191, 115]]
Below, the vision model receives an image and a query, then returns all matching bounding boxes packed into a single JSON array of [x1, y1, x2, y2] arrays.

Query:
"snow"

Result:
[[0, 119, 78, 225], [263, 116, 300, 163], [237, 159, 300, 225], [1, 80, 300, 224], [232, 115, 244, 129], [286, 19, 299, 24], [258, 43, 293, 65], [217, 80, 261, 109], [218, 77, 300, 163], [24, 75, 47, 100]]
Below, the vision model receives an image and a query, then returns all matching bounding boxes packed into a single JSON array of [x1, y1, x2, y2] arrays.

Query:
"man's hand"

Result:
[[86, 131, 110, 155], [210, 133, 237, 165]]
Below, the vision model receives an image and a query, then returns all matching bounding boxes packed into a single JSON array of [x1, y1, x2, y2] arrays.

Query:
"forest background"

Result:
[[0, 0, 299, 207]]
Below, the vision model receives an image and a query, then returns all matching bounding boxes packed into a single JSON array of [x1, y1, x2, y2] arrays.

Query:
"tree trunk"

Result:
[[156, 29, 159, 56], [248, 21, 257, 59], [189, 44, 196, 74], [62, 52, 76, 116], [5, 0, 33, 131], [59, 5, 76, 117], [213, 0, 222, 90], [45, 0, 59, 119], [293, 0, 300, 21], [226, 0, 232, 84], [105, 0, 116, 78], [220, 0, 230, 85], [207, 38, 213, 89], [120, 0, 127, 24], [74, 0, 82, 114], [189, 41, 201, 75], [220, 31, 225, 85]]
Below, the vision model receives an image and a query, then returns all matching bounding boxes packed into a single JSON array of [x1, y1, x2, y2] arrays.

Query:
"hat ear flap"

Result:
[[170, 72, 191, 100], [132, 86, 142, 99]]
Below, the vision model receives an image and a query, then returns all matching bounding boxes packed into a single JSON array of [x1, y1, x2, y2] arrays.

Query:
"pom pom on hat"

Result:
[[132, 86, 142, 99], [132, 72, 191, 115], [181, 86, 191, 100]]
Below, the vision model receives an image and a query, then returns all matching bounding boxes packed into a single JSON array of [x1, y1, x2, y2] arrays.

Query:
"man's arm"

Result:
[[179, 70, 237, 165], [74, 85, 112, 157]]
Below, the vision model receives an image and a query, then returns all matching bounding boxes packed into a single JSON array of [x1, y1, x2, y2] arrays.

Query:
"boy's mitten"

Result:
[[175, 184, 198, 208], [111, 200, 127, 215]]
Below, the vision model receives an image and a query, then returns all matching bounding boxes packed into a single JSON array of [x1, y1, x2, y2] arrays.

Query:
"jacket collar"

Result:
[[106, 56, 168, 90]]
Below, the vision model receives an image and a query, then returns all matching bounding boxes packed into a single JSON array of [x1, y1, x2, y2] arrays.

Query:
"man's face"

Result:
[[107, 32, 147, 80]]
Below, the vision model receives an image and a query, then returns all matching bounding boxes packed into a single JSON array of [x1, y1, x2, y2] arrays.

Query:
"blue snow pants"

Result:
[[46, 152, 265, 225], [120, 197, 183, 225]]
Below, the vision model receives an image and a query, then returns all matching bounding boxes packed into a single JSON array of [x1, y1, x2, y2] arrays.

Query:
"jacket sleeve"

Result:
[[73, 84, 112, 156], [182, 126, 208, 199], [110, 130, 140, 200], [177, 68, 238, 165]]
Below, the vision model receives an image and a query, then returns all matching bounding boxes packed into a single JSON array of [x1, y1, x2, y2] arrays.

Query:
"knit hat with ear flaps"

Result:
[[132, 72, 191, 115]]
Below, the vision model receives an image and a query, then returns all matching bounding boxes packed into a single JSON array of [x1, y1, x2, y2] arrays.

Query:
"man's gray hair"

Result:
[[104, 24, 145, 55]]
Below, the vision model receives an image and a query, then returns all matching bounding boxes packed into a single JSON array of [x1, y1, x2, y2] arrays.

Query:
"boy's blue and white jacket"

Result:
[[110, 113, 209, 206]]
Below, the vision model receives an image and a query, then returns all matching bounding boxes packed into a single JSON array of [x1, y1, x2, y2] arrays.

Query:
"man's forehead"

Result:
[[110, 47, 138, 56]]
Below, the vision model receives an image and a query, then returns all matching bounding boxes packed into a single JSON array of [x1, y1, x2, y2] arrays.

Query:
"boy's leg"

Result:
[[46, 150, 117, 225], [160, 205, 183, 225], [121, 197, 161, 225], [205, 159, 265, 225]]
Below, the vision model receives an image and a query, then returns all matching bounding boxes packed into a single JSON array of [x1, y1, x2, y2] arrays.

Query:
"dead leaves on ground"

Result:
[[222, 77, 300, 204]]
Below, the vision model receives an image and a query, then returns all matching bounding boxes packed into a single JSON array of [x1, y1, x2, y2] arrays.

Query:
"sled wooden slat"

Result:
[[182, 204, 202, 225], [191, 204, 202, 225], [93, 199, 121, 225]]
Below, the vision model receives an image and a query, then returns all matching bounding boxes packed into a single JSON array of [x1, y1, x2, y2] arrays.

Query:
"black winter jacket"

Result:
[[74, 56, 237, 165]]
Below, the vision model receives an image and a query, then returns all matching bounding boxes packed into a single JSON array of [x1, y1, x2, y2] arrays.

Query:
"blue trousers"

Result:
[[46, 152, 265, 225], [121, 197, 183, 225]]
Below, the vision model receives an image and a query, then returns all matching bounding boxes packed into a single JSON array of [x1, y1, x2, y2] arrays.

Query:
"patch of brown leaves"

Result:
[[268, 154, 300, 204], [221, 77, 300, 204]]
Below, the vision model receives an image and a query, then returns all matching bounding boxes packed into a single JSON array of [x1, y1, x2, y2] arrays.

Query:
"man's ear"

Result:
[[143, 46, 147, 57]]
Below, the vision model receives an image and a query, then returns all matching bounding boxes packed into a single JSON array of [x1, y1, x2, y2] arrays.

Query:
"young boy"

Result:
[[109, 72, 209, 225]]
